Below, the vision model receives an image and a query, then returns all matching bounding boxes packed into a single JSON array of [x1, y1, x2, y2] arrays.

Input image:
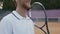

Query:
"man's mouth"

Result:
[[26, 0, 30, 2]]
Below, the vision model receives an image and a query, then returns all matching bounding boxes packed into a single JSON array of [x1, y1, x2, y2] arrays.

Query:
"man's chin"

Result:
[[26, 4, 31, 10], [24, 5, 31, 10], [27, 6, 31, 10]]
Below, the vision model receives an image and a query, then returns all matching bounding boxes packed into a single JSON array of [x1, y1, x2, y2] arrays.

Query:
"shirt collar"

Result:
[[12, 11, 30, 20]]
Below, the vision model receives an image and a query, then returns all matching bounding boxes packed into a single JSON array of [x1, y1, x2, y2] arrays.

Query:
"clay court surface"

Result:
[[34, 22, 60, 34]]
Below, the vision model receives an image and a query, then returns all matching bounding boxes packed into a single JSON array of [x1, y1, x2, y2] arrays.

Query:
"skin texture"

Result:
[[14, 0, 31, 18]]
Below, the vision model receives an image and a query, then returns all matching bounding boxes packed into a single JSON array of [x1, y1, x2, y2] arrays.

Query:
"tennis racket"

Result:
[[29, 2, 50, 34]]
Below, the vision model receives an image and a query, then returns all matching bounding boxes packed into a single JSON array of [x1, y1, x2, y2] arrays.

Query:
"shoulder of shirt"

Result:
[[0, 13, 13, 22], [0, 13, 13, 27]]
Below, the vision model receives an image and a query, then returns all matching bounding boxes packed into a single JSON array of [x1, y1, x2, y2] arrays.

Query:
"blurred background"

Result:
[[0, 0, 60, 34], [0, 0, 60, 10], [0, 0, 60, 20]]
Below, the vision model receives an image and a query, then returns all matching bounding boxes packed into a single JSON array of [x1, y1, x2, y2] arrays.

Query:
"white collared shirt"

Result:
[[0, 11, 34, 34]]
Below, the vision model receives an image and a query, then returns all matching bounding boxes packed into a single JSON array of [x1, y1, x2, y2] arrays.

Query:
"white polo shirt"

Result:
[[0, 11, 34, 34]]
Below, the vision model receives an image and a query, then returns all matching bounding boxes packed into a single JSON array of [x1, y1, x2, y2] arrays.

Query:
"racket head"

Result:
[[29, 2, 45, 23]]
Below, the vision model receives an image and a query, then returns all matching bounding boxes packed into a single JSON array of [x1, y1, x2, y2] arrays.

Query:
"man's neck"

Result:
[[16, 6, 27, 18]]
